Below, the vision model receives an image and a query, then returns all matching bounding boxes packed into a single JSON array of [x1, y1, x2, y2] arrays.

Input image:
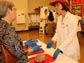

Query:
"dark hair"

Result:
[[48, 11, 54, 21], [59, 2, 69, 11]]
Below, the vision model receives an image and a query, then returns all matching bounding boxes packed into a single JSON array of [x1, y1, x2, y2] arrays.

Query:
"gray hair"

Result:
[[0, 0, 14, 19]]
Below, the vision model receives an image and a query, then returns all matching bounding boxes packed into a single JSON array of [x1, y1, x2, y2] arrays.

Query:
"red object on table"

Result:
[[29, 54, 55, 63], [28, 49, 44, 56], [23, 46, 28, 50], [23, 46, 44, 56]]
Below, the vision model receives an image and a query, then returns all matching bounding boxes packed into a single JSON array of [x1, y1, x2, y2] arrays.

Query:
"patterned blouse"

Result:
[[0, 20, 28, 63]]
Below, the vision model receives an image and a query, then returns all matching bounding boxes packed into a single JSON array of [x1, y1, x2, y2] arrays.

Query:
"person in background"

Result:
[[79, 14, 84, 37], [46, 0, 80, 61], [45, 10, 56, 36], [0, 1, 28, 63], [43, 9, 49, 24], [40, 8, 49, 33], [82, 14, 84, 24]]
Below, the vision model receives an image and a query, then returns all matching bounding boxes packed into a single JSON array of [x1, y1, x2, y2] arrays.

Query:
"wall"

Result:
[[44, 0, 56, 10], [72, 0, 84, 16], [81, 0, 84, 15], [12, 0, 56, 31], [12, 0, 29, 31], [28, 0, 55, 13]]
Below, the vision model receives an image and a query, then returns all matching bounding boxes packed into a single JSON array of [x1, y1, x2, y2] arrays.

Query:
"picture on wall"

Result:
[[72, 4, 82, 16]]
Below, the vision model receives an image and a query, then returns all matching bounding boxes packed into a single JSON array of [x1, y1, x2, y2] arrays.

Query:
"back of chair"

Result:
[[0, 37, 19, 63], [2, 44, 19, 63]]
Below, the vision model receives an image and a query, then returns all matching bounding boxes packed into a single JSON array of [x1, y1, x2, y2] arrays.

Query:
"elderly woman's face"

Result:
[[55, 3, 63, 14], [7, 7, 16, 22], [11, 7, 16, 20]]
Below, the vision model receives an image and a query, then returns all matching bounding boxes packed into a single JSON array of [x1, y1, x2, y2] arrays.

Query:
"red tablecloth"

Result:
[[29, 54, 55, 63], [23, 46, 44, 56]]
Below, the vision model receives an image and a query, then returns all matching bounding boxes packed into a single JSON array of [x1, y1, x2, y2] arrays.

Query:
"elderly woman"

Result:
[[0, 1, 28, 63]]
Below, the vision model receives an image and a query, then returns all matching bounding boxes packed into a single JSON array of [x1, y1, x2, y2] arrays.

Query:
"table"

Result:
[[23, 39, 78, 63]]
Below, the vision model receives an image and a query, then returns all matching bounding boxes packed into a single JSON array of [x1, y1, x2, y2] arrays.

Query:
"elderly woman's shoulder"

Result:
[[0, 20, 8, 28]]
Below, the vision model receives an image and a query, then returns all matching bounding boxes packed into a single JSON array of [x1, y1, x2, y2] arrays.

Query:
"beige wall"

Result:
[[12, 0, 29, 31], [13, 0, 28, 12], [44, 0, 56, 10], [12, 0, 55, 31], [28, 0, 45, 13], [28, 0, 55, 13]]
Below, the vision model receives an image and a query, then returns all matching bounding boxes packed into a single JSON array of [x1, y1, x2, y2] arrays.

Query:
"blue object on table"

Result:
[[47, 40, 53, 48], [24, 39, 37, 47], [53, 48, 62, 59], [33, 46, 41, 52], [25, 40, 32, 46]]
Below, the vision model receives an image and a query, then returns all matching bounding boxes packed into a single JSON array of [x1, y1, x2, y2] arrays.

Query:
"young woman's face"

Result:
[[55, 3, 63, 14]]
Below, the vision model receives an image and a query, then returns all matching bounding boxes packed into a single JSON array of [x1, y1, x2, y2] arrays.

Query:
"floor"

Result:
[[17, 30, 84, 63]]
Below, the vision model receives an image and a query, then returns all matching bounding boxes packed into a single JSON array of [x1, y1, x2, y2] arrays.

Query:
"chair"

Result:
[[0, 37, 19, 63]]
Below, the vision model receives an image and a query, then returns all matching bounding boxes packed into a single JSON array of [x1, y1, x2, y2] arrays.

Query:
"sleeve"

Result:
[[0, 25, 6, 38], [59, 16, 78, 51], [0, 24, 24, 58], [0, 23, 6, 63], [6, 31, 26, 58]]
